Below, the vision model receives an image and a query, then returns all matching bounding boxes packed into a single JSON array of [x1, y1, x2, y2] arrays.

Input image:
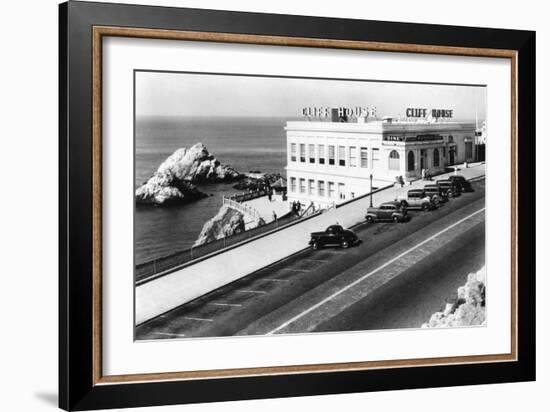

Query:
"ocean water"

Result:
[[135, 116, 289, 264]]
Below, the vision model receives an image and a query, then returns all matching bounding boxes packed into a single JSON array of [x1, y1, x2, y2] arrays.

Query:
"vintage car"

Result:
[[398, 189, 436, 211], [365, 201, 408, 223], [436, 179, 462, 198], [423, 184, 448, 204], [448, 175, 473, 192], [309, 225, 359, 250]]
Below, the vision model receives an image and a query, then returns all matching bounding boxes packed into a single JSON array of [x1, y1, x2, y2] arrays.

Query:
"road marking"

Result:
[[208, 302, 242, 307], [266, 207, 485, 335], [304, 259, 329, 263], [282, 268, 310, 273], [237, 289, 267, 294], [183, 316, 214, 322], [263, 278, 289, 283], [153, 331, 186, 338]]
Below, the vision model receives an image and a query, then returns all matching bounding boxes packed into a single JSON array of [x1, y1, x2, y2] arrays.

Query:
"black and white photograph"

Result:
[[134, 72, 488, 340]]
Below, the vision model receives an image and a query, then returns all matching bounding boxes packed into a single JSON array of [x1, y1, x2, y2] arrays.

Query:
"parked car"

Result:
[[398, 189, 436, 211], [366, 201, 408, 223], [448, 175, 473, 192], [436, 179, 461, 198], [309, 225, 359, 250], [423, 184, 448, 204]]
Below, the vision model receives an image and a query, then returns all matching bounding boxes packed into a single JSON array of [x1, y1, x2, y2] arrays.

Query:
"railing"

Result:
[[222, 196, 261, 220], [228, 189, 268, 203], [135, 212, 300, 283], [299, 202, 317, 218]]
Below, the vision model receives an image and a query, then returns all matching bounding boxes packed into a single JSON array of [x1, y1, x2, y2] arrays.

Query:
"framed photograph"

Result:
[[59, 1, 536, 410]]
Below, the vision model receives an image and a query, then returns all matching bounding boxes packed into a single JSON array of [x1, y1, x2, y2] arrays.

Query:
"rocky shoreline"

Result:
[[422, 266, 486, 328]]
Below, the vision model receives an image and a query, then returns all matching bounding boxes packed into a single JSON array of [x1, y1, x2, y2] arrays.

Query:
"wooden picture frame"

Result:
[[59, 1, 535, 410]]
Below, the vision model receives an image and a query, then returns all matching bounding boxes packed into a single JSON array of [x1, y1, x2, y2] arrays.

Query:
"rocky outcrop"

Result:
[[194, 205, 245, 246], [232, 173, 283, 191], [422, 267, 486, 328], [136, 143, 242, 205], [194, 205, 265, 246]]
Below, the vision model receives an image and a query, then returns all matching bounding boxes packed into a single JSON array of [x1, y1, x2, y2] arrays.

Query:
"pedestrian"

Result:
[[399, 175, 404, 187], [272, 211, 277, 221], [421, 168, 426, 180], [268, 189, 272, 202]]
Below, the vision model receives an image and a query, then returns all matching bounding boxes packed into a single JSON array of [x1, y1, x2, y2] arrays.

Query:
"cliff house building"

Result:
[[285, 114, 478, 208]]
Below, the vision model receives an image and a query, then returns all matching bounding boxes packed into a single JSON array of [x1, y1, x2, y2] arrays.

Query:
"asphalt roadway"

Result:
[[136, 180, 486, 340]]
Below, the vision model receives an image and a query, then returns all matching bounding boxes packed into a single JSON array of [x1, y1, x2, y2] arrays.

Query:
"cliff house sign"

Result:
[[406, 108, 454, 119]]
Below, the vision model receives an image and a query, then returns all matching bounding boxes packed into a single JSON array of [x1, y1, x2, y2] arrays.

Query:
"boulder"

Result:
[[194, 204, 265, 246], [194, 205, 246, 246]]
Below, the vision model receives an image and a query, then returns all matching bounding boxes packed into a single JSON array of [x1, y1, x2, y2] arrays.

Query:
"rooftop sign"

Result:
[[302, 106, 377, 121], [406, 108, 453, 118]]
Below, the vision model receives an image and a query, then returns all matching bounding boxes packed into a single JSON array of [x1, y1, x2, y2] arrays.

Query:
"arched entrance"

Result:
[[389, 150, 400, 171], [407, 150, 415, 171]]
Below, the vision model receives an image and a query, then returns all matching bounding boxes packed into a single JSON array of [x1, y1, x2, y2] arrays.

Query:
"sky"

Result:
[[135, 71, 487, 121]]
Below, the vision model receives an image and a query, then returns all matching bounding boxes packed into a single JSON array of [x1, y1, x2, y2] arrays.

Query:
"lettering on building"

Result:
[[405, 108, 454, 118]]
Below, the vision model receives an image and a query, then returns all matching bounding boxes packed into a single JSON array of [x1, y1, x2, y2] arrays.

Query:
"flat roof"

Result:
[[285, 120, 476, 134]]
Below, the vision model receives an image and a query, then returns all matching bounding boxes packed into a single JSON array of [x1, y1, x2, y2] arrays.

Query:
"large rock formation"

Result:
[[422, 267, 486, 328], [136, 143, 242, 205], [194, 205, 265, 246]]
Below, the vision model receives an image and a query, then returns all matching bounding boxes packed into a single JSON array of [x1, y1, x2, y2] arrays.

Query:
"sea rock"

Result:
[[233, 172, 283, 191], [156, 143, 242, 182], [422, 267, 486, 328], [135, 179, 207, 206], [136, 143, 242, 205], [194, 205, 265, 246]]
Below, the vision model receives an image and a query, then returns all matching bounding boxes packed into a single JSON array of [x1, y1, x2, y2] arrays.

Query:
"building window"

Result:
[[338, 146, 346, 166], [290, 177, 296, 192], [328, 182, 335, 198], [300, 144, 306, 162], [318, 180, 325, 197], [308, 179, 315, 195], [372, 148, 380, 168], [299, 178, 306, 193], [465, 141, 473, 159], [360, 147, 368, 168], [309, 144, 315, 163], [433, 148, 440, 167], [318, 145, 325, 164], [349, 146, 357, 167], [290, 143, 297, 162], [388, 150, 400, 171], [328, 145, 335, 165], [407, 150, 415, 171]]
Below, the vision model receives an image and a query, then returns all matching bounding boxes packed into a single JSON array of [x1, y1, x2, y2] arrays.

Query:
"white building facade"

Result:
[[286, 118, 477, 208]]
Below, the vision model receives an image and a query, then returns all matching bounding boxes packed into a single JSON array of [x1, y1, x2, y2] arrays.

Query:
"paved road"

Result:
[[136, 180, 485, 340]]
